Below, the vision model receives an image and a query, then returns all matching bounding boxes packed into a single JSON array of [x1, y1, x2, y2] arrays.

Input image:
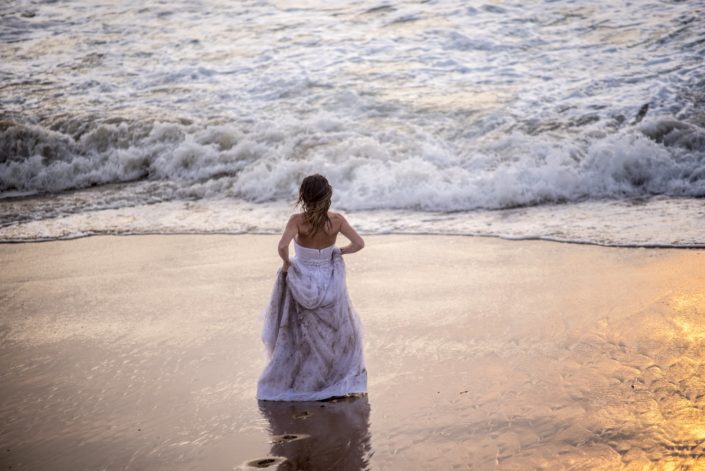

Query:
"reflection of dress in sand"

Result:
[[257, 240, 367, 401], [257, 396, 372, 470]]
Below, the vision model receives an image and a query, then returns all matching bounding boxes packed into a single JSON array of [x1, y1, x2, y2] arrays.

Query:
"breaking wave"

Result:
[[1, 117, 704, 211]]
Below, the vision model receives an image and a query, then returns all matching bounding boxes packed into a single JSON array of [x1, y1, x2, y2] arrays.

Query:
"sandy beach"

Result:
[[1, 234, 704, 470]]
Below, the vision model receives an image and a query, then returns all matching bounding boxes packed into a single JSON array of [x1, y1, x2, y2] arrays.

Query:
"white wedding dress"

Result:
[[257, 240, 367, 401]]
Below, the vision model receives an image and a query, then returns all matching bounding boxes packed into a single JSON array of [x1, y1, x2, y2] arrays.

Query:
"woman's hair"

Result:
[[297, 174, 332, 235]]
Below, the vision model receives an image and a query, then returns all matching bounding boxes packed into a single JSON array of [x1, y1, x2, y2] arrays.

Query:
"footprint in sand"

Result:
[[243, 456, 287, 468], [292, 411, 311, 419], [271, 433, 310, 444]]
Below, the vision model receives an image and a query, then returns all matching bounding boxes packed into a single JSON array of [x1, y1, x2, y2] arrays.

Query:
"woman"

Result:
[[257, 174, 367, 401]]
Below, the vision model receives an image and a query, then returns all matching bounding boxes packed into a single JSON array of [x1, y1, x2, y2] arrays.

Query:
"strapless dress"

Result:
[[256, 239, 367, 401]]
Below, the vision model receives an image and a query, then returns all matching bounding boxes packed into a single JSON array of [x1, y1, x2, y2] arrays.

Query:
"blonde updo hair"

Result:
[[297, 174, 332, 235]]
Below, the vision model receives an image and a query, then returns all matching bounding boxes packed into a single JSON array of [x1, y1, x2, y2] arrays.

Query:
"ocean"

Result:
[[1, 0, 704, 246]]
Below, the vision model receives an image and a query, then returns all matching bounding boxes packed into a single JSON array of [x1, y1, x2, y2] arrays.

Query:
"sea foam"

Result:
[[1, 117, 704, 212]]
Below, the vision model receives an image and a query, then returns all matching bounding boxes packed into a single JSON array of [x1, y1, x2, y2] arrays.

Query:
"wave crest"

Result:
[[1, 117, 704, 210]]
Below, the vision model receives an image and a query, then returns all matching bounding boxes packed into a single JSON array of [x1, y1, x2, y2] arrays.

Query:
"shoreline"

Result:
[[2, 196, 704, 248], [2, 234, 704, 469], [2, 230, 705, 250]]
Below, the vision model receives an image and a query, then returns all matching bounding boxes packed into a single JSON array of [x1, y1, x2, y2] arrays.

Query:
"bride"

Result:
[[257, 174, 367, 401]]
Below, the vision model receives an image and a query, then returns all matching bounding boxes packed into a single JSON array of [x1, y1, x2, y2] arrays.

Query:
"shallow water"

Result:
[[2, 191, 705, 247], [1, 0, 705, 245]]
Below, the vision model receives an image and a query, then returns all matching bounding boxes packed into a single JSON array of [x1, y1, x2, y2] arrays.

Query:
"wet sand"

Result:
[[1, 234, 704, 470]]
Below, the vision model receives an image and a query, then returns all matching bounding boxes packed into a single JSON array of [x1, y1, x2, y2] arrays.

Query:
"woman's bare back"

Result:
[[294, 211, 343, 249], [278, 209, 364, 269]]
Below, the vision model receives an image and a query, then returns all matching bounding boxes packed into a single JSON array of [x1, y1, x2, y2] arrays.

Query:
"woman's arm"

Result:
[[338, 214, 365, 255], [277, 215, 298, 271]]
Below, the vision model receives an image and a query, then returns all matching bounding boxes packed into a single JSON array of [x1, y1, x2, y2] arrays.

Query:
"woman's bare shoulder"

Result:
[[287, 213, 303, 225], [328, 211, 347, 224]]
